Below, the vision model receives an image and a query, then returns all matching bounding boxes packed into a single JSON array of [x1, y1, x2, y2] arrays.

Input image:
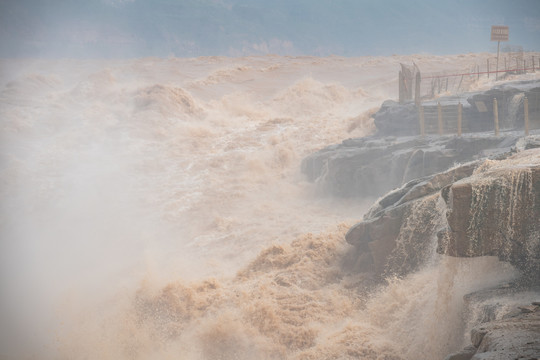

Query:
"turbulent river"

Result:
[[0, 54, 521, 359]]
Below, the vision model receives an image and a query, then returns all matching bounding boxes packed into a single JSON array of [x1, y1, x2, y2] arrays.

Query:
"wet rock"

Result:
[[342, 141, 540, 280], [518, 305, 539, 313], [372, 100, 419, 136], [471, 328, 488, 348], [443, 345, 477, 360], [446, 285, 540, 360], [437, 149, 540, 277], [471, 309, 540, 359], [466, 80, 540, 131], [302, 134, 521, 198], [345, 162, 478, 276]]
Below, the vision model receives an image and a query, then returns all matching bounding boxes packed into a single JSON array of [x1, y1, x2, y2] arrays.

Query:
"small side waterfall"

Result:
[[440, 159, 540, 279]]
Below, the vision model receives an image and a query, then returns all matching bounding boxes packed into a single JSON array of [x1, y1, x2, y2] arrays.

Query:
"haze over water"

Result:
[[2, 52, 530, 360], [1, 1, 540, 359]]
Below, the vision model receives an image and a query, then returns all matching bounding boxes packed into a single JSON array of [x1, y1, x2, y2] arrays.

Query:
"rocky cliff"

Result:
[[445, 285, 540, 360], [302, 78, 540, 358], [340, 142, 540, 359], [438, 152, 540, 279], [343, 144, 540, 280], [304, 129, 540, 359], [302, 133, 525, 198]]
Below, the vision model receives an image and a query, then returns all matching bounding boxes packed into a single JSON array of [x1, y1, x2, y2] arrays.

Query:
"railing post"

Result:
[[524, 97, 529, 136], [438, 102, 443, 135], [493, 98, 499, 136], [533, 56, 536, 72], [457, 103, 462, 137], [419, 105, 425, 137], [487, 59, 490, 78]]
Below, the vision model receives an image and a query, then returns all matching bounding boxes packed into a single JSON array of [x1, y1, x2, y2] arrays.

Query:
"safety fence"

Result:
[[399, 52, 540, 104]]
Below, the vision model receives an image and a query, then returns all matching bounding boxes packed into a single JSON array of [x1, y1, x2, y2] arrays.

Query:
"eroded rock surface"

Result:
[[343, 140, 540, 281], [345, 162, 478, 277], [445, 285, 540, 360], [302, 134, 522, 198], [437, 149, 540, 277]]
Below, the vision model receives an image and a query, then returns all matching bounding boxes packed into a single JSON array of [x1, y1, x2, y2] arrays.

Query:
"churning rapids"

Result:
[[0, 54, 526, 359]]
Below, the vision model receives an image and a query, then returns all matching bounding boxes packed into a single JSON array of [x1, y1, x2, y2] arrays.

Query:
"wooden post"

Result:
[[493, 98, 499, 136], [504, 57, 507, 71], [477, 65, 480, 80], [438, 102, 443, 135], [457, 103, 462, 137], [524, 97, 529, 136], [419, 105, 425, 137], [533, 56, 536, 72], [487, 59, 490, 78], [415, 72, 421, 106]]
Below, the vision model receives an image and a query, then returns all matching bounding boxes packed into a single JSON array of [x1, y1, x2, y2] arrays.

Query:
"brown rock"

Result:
[[518, 305, 539, 313], [345, 160, 478, 277], [438, 150, 540, 275], [472, 309, 540, 359], [443, 345, 477, 360]]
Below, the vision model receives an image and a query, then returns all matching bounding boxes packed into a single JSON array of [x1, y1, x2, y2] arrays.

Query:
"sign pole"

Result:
[[496, 40, 500, 80], [491, 25, 508, 81]]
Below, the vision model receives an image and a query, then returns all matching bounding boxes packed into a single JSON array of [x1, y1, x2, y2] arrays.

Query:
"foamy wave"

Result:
[[133, 84, 204, 118], [192, 65, 254, 86], [273, 77, 355, 117]]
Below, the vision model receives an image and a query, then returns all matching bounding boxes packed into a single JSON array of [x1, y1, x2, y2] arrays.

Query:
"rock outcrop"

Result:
[[344, 146, 540, 280], [301, 134, 523, 198], [340, 143, 540, 358], [344, 161, 479, 277], [372, 100, 419, 136], [445, 285, 540, 360], [437, 150, 540, 277], [303, 80, 540, 358]]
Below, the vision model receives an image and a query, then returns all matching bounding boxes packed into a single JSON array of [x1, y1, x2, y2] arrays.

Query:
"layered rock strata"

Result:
[[438, 151, 540, 277], [302, 134, 523, 198], [344, 146, 540, 280], [445, 285, 540, 360]]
